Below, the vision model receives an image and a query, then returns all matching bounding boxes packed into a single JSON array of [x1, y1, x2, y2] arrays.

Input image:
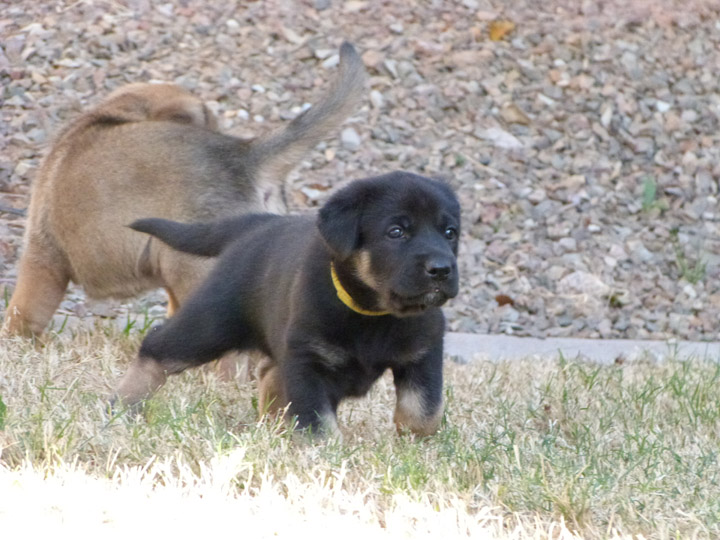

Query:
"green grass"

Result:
[[669, 228, 707, 285], [1, 328, 719, 538], [641, 176, 669, 213]]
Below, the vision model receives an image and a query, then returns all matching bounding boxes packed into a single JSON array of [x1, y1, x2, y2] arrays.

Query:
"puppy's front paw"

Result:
[[105, 394, 146, 420]]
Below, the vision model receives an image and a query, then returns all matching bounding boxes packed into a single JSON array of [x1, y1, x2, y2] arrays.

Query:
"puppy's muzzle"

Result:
[[389, 255, 458, 315]]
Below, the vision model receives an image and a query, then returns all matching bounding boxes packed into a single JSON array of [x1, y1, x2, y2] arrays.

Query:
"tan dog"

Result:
[[2, 43, 365, 338]]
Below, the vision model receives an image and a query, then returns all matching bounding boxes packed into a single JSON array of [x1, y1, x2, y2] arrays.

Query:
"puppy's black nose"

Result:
[[425, 259, 452, 281]]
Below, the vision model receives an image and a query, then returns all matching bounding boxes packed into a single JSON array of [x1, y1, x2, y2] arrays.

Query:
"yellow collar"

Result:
[[330, 262, 390, 317]]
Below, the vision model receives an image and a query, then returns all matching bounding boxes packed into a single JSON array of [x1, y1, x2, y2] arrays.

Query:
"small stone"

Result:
[[85, 299, 115, 318], [361, 50, 384, 69], [341, 127, 361, 151], [546, 265, 567, 281], [557, 271, 610, 297], [600, 105, 613, 127], [148, 305, 168, 319], [626, 239, 655, 263], [608, 244, 628, 261], [538, 94, 556, 107], [369, 90, 384, 109], [314, 49, 334, 60], [156, 3, 174, 16], [682, 283, 697, 299], [558, 237, 577, 252], [13, 160, 34, 177], [613, 317, 630, 331], [321, 54, 339, 69], [656, 100, 671, 113], [547, 224, 571, 240], [389, 23, 404, 34], [598, 318, 612, 337], [72, 302, 88, 318], [527, 189, 546, 204], [681, 109, 698, 123], [500, 102, 531, 125], [476, 127, 523, 150], [314, 0, 331, 10], [382, 59, 398, 78]]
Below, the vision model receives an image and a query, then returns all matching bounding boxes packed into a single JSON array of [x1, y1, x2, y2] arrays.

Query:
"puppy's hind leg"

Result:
[[2, 242, 70, 337], [114, 275, 248, 408], [160, 258, 254, 383]]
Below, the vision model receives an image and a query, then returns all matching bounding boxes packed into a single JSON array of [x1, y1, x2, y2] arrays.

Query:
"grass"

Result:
[[669, 228, 707, 285], [1, 326, 719, 538], [640, 176, 669, 214]]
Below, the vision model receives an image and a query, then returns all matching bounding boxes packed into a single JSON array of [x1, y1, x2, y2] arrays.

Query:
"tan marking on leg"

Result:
[[318, 412, 343, 440], [115, 356, 168, 407], [394, 386, 443, 436], [257, 360, 287, 418], [164, 287, 180, 318]]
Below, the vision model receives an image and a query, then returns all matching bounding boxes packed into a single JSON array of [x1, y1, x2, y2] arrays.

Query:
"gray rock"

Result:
[[557, 271, 611, 297], [341, 127, 361, 151], [476, 127, 524, 150], [369, 90, 384, 109]]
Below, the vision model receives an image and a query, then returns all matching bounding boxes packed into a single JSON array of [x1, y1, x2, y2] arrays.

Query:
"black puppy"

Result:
[[115, 171, 460, 436]]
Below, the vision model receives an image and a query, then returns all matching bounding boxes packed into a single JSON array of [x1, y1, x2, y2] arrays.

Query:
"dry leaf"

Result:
[[489, 20, 515, 41], [495, 294, 515, 307]]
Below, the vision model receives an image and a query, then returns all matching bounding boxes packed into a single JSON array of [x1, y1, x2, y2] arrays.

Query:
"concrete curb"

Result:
[[444, 332, 720, 365]]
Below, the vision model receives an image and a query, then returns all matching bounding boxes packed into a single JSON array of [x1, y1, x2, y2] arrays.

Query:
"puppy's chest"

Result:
[[310, 330, 430, 372], [305, 333, 429, 398]]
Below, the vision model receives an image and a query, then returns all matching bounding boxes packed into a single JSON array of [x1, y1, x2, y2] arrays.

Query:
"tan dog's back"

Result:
[[98, 83, 218, 129]]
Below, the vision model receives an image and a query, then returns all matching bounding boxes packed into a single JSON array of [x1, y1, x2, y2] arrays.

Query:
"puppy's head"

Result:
[[318, 172, 460, 316]]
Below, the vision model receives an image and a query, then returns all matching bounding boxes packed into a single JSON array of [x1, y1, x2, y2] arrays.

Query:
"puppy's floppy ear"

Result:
[[317, 183, 367, 259]]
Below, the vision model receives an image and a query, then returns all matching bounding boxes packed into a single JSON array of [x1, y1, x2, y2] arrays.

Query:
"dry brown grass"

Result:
[[1, 325, 718, 538]]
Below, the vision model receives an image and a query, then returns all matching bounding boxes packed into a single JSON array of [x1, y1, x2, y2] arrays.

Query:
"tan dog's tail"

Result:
[[130, 214, 275, 258], [246, 42, 366, 185]]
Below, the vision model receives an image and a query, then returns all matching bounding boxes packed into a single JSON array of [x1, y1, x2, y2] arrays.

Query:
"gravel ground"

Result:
[[1, 0, 719, 341]]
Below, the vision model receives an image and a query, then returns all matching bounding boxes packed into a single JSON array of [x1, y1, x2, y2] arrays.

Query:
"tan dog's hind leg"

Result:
[[2, 250, 70, 337]]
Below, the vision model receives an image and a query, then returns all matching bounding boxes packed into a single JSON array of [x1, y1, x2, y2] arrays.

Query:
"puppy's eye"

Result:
[[444, 227, 458, 240], [387, 225, 405, 239]]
